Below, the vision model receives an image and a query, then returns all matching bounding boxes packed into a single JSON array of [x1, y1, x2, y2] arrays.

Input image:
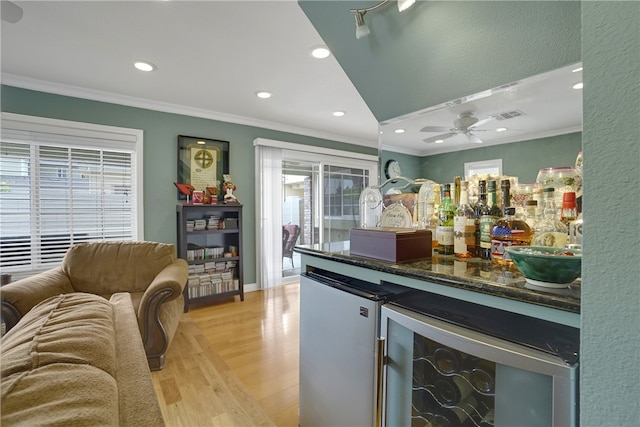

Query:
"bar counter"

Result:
[[295, 242, 580, 328]]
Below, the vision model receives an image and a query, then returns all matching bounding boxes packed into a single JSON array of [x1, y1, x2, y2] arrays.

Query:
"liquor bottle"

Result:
[[454, 181, 475, 259], [426, 200, 439, 251], [473, 180, 488, 258], [490, 207, 533, 266], [532, 187, 568, 248], [453, 176, 461, 206], [479, 180, 501, 260], [560, 191, 578, 227], [499, 179, 511, 211], [437, 184, 456, 255], [569, 213, 583, 248], [523, 200, 538, 228]]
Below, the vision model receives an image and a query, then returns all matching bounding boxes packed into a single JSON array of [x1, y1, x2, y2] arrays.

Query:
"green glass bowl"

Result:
[[505, 246, 582, 287]]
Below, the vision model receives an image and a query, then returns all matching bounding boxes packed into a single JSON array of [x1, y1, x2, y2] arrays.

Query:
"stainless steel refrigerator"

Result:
[[299, 268, 411, 427]]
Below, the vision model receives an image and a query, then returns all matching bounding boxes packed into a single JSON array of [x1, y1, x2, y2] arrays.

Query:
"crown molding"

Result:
[[1, 73, 377, 149]]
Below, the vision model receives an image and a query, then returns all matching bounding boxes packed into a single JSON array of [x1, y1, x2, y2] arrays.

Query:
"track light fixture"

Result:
[[350, 0, 416, 39]]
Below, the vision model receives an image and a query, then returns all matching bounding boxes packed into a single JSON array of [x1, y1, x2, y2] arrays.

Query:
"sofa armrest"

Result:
[[1, 268, 73, 332], [137, 258, 188, 369]]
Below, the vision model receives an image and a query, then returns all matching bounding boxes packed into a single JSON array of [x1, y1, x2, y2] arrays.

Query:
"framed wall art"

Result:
[[177, 135, 229, 200]]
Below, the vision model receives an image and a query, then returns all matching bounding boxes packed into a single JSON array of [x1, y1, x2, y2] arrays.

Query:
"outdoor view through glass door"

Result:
[[281, 160, 372, 279]]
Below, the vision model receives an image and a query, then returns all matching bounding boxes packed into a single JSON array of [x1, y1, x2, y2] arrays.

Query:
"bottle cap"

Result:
[[562, 192, 577, 209], [526, 200, 538, 206], [543, 187, 555, 193]]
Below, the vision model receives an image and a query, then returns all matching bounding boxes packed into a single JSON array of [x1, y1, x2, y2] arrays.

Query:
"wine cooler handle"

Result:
[[376, 337, 385, 427]]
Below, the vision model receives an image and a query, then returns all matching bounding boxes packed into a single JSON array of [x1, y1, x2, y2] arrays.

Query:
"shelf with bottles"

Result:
[[412, 334, 496, 427]]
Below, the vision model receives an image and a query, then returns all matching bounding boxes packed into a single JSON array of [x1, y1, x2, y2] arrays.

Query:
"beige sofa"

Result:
[[1, 292, 165, 426], [1, 241, 188, 370]]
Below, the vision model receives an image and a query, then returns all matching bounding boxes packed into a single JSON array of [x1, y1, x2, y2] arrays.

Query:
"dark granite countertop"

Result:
[[295, 242, 580, 314]]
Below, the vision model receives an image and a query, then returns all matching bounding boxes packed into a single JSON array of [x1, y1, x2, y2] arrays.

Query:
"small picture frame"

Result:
[[177, 135, 229, 200]]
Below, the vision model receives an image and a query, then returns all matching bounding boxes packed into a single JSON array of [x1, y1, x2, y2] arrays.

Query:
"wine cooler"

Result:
[[380, 287, 579, 427]]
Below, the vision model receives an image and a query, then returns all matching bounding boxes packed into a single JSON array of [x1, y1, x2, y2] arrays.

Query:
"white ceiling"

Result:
[[1, 0, 379, 148], [1, 1, 583, 157], [380, 63, 583, 156]]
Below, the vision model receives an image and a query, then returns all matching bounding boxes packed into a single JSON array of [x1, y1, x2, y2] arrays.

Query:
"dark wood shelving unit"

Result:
[[176, 203, 244, 311]]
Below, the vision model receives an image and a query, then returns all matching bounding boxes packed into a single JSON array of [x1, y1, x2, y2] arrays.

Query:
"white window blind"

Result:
[[0, 113, 143, 278]]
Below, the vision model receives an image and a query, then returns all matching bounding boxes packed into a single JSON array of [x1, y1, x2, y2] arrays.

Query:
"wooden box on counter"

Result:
[[349, 227, 432, 263]]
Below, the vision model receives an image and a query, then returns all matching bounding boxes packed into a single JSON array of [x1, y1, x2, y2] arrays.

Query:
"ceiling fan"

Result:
[[420, 111, 494, 144], [1, 1, 23, 23]]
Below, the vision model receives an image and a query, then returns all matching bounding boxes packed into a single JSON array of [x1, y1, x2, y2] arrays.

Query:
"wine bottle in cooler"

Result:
[[433, 375, 474, 406], [433, 346, 464, 375], [432, 394, 479, 427], [463, 357, 496, 395]]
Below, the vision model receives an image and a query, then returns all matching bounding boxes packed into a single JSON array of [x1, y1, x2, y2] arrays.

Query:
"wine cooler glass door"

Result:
[[380, 304, 578, 427]]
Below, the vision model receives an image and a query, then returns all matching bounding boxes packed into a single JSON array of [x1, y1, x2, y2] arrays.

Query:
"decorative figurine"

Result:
[[174, 182, 195, 203], [223, 174, 238, 204], [206, 186, 219, 204]]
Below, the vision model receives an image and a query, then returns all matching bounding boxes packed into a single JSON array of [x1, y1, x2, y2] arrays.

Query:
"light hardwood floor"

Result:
[[152, 283, 300, 427]]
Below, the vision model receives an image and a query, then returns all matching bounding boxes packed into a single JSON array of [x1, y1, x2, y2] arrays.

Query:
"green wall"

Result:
[[300, 0, 581, 122], [1, 85, 377, 286], [419, 132, 582, 184], [581, 2, 640, 424]]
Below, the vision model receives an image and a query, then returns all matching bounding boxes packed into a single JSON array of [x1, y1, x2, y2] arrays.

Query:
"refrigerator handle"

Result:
[[375, 337, 385, 427]]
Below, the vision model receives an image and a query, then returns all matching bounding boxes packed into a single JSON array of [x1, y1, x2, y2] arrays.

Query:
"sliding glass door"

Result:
[[255, 138, 377, 289], [281, 159, 373, 280]]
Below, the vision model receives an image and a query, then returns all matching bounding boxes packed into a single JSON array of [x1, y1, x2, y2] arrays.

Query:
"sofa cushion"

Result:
[[62, 241, 176, 295], [1, 363, 118, 426], [1, 293, 119, 426]]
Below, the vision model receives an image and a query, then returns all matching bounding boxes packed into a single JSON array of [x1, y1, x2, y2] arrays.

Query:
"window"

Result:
[[323, 165, 370, 218], [464, 159, 503, 178], [0, 113, 143, 278]]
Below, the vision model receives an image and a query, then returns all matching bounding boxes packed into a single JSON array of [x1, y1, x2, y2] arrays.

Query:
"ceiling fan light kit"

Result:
[[350, 0, 416, 39], [421, 111, 494, 144]]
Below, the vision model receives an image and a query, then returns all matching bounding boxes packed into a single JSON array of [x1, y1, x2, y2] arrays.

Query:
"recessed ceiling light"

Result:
[[496, 127, 508, 132], [394, 129, 405, 134], [434, 139, 445, 144], [573, 82, 583, 90], [310, 45, 331, 59], [332, 111, 345, 117], [256, 91, 273, 99], [134, 61, 156, 72], [572, 67, 583, 73]]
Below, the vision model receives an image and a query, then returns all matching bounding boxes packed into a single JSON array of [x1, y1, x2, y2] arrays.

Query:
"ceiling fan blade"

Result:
[[467, 133, 483, 144], [420, 125, 452, 133], [1, 1, 23, 23], [423, 132, 457, 144], [468, 117, 494, 129]]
